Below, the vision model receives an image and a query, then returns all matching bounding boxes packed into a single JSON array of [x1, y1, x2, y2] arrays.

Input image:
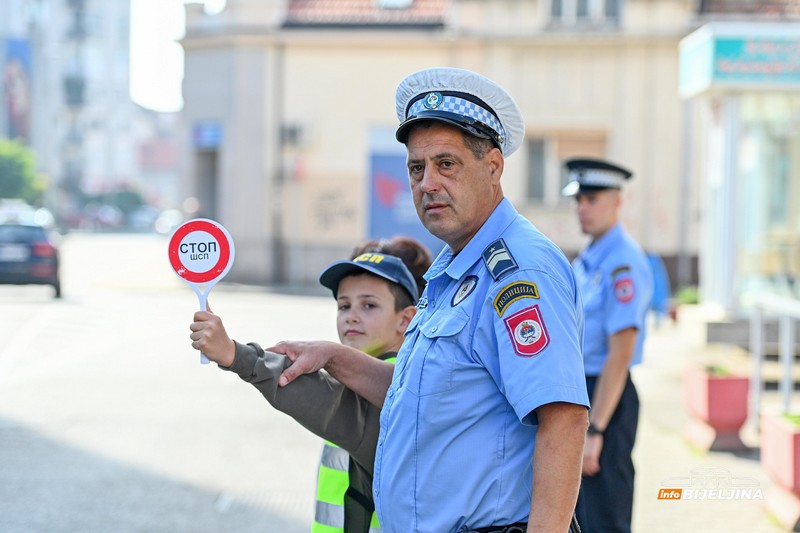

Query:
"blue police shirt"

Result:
[[572, 223, 654, 376], [373, 198, 590, 533]]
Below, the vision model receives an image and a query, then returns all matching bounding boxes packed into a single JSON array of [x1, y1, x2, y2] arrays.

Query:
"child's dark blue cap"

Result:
[[319, 252, 418, 302]]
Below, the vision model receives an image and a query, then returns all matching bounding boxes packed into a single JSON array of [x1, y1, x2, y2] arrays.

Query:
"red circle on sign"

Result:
[[168, 219, 232, 283]]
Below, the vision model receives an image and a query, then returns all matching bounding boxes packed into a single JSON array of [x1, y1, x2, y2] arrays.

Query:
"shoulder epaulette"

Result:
[[482, 238, 518, 281]]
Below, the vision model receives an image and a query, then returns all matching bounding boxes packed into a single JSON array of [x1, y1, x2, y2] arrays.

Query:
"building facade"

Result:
[[0, 0, 181, 227], [181, 0, 707, 286], [180, 0, 798, 290]]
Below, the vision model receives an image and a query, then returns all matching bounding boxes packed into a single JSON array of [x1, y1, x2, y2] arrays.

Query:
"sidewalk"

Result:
[[631, 304, 785, 532]]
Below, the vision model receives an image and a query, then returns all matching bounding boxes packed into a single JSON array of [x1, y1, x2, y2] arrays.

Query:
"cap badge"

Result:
[[423, 92, 443, 110]]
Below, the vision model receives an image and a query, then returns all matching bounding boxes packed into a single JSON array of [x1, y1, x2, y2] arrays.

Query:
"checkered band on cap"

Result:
[[406, 94, 506, 146], [571, 169, 626, 189]]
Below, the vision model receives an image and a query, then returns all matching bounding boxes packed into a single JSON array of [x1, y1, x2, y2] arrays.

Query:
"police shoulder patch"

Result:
[[614, 277, 635, 303], [482, 239, 518, 281], [611, 264, 634, 303], [494, 281, 539, 316], [504, 305, 550, 357]]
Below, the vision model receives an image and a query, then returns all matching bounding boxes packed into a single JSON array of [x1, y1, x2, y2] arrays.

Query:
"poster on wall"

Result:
[[4, 38, 31, 143], [368, 129, 445, 257]]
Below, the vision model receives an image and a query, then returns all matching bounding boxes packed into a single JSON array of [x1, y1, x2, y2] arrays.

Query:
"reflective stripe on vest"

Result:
[[312, 442, 349, 532]]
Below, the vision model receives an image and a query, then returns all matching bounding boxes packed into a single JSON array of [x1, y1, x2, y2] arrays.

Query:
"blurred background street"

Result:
[[0, 232, 334, 532]]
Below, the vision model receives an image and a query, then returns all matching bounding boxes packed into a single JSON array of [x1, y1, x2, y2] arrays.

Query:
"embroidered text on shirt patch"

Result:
[[482, 238, 518, 280], [452, 276, 478, 307], [504, 305, 550, 357], [494, 281, 539, 316], [611, 265, 631, 278]]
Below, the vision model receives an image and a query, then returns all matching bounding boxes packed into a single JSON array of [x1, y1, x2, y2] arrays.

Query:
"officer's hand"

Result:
[[189, 309, 236, 367], [582, 434, 603, 476], [268, 340, 341, 387]]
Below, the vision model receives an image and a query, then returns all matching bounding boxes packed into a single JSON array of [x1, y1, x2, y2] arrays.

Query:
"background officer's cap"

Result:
[[561, 157, 633, 197], [319, 252, 419, 302], [395, 67, 525, 156]]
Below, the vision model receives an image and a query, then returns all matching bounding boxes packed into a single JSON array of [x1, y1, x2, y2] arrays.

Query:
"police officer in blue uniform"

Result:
[[562, 158, 654, 533], [273, 67, 589, 533]]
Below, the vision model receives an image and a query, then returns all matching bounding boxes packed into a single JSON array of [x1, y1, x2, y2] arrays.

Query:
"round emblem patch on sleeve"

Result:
[[614, 277, 635, 303], [503, 305, 550, 357]]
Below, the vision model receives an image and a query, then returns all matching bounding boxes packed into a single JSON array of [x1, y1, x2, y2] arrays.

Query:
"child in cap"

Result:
[[188, 237, 431, 533], [312, 250, 421, 533]]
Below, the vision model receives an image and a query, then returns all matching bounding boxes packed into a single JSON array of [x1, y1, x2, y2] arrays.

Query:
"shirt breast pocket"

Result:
[[583, 283, 604, 313], [412, 309, 470, 397]]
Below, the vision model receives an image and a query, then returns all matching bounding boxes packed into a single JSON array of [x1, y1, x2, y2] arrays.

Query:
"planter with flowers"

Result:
[[682, 365, 749, 451], [761, 412, 800, 530]]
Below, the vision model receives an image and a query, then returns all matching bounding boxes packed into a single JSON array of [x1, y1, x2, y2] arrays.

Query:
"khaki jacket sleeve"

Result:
[[221, 341, 380, 475]]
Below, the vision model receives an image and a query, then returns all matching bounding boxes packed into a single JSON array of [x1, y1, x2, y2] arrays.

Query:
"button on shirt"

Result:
[[573, 223, 654, 377], [373, 198, 590, 533]]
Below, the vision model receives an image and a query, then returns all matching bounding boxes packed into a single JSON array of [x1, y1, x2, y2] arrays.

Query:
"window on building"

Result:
[[548, 0, 621, 27], [526, 139, 546, 202], [699, 0, 799, 16], [525, 133, 607, 206], [377, 0, 413, 9]]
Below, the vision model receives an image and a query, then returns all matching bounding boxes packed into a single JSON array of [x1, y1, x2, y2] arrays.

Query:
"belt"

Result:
[[464, 523, 526, 533], [464, 513, 581, 533]]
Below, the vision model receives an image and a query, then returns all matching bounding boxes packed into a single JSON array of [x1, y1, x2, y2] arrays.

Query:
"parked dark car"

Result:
[[0, 223, 61, 297]]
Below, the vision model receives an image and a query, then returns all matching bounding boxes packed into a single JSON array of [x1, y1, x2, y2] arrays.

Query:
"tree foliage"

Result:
[[0, 139, 39, 203]]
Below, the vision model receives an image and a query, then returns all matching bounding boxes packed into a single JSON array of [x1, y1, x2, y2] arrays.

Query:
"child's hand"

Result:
[[189, 309, 236, 367]]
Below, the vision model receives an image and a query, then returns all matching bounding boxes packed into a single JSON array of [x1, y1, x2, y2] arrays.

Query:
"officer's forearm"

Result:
[[589, 327, 637, 430], [325, 349, 394, 408], [528, 402, 587, 532], [222, 341, 380, 473]]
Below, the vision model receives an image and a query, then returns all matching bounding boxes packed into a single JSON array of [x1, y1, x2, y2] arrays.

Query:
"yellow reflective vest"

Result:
[[311, 354, 396, 533]]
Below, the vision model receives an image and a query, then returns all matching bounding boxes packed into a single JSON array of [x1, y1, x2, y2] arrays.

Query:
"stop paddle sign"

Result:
[[168, 218, 235, 364]]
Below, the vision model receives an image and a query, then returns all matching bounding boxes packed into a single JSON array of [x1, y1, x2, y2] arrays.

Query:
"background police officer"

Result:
[[562, 158, 654, 533]]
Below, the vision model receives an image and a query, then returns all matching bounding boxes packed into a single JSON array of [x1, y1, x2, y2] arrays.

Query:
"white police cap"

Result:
[[561, 157, 633, 197], [395, 67, 525, 157]]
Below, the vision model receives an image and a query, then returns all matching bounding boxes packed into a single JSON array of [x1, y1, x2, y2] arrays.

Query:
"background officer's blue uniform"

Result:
[[573, 221, 653, 533], [373, 198, 590, 533]]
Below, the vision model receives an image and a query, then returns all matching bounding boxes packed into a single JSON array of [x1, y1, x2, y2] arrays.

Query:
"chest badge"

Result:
[[451, 276, 478, 307]]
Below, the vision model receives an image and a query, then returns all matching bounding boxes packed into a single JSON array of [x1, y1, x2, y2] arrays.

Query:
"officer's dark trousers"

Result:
[[576, 374, 639, 533]]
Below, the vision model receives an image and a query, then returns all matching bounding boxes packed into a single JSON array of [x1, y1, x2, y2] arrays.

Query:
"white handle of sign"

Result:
[[193, 284, 214, 365]]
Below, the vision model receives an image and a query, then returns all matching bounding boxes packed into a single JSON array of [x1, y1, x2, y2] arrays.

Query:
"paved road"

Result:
[[0, 232, 789, 532], [0, 232, 334, 533]]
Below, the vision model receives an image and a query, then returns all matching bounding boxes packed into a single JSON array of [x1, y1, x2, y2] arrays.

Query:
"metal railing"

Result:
[[750, 293, 800, 425]]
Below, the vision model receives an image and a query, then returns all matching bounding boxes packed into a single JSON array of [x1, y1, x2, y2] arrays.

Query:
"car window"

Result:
[[0, 225, 48, 243]]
